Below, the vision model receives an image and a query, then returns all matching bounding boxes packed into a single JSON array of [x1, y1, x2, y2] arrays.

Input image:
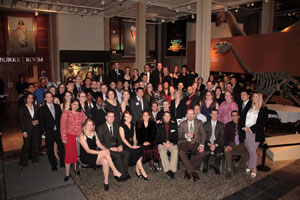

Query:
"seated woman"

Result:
[[79, 119, 122, 191], [136, 111, 159, 172], [119, 111, 150, 180]]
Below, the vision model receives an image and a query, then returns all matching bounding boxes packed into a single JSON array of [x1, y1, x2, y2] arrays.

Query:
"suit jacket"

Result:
[[240, 106, 268, 142], [224, 120, 245, 146], [182, 94, 201, 110], [108, 69, 124, 83], [170, 99, 186, 120], [130, 96, 149, 123], [179, 73, 198, 89], [140, 72, 155, 85], [94, 74, 107, 84], [156, 122, 178, 145], [178, 119, 206, 146], [152, 69, 163, 88], [97, 122, 122, 149], [91, 106, 106, 128], [20, 105, 39, 133], [233, 84, 242, 104], [203, 120, 224, 148], [38, 103, 62, 134], [73, 85, 82, 98], [162, 75, 172, 86], [238, 100, 252, 116]]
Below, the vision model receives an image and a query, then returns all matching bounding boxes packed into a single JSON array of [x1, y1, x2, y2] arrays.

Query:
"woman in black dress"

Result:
[[120, 90, 131, 113], [215, 86, 225, 106], [56, 83, 66, 103], [104, 89, 122, 125], [79, 119, 122, 191], [136, 111, 158, 172], [119, 111, 150, 180]]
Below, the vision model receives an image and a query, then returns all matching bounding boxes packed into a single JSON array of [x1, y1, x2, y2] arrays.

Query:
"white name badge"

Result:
[[136, 102, 140, 105], [171, 130, 175, 132]]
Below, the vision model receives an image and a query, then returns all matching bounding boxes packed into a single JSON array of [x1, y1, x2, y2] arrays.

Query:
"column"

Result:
[[136, 1, 146, 73], [49, 13, 60, 81], [104, 17, 110, 51], [261, 0, 274, 34], [195, 0, 211, 83]]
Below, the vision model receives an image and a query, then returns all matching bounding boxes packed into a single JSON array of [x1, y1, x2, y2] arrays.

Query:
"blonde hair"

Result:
[[81, 119, 96, 136], [251, 92, 264, 110]]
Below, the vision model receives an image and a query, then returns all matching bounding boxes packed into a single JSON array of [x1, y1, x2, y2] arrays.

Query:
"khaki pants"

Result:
[[158, 144, 178, 173], [225, 142, 249, 171]]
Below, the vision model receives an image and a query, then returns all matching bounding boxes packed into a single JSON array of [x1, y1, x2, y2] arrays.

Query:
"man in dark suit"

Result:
[[130, 87, 149, 123], [91, 96, 106, 128], [231, 77, 242, 104], [97, 111, 130, 181], [182, 86, 201, 111], [178, 109, 206, 181], [156, 111, 178, 179], [238, 90, 252, 116], [224, 110, 249, 179], [39, 92, 64, 171], [152, 62, 163, 88], [94, 66, 107, 84], [140, 64, 155, 85], [178, 65, 198, 89], [203, 109, 224, 175], [73, 75, 82, 98], [108, 62, 124, 83]]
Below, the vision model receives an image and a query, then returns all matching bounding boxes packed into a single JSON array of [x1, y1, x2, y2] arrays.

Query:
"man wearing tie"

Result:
[[140, 64, 154, 85], [178, 109, 206, 181], [108, 62, 124, 83], [97, 112, 130, 181], [203, 109, 225, 175], [39, 92, 65, 171], [238, 90, 252, 116], [130, 87, 149, 123], [73, 76, 82, 98], [95, 66, 107, 84]]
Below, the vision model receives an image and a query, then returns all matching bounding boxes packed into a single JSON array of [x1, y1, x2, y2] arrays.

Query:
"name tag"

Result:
[[171, 130, 175, 132], [136, 102, 140, 105]]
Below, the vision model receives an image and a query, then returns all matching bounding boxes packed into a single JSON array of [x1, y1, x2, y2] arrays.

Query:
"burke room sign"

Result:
[[0, 56, 45, 64]]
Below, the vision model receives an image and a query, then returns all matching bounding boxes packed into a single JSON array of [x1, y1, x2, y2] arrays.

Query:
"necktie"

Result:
[[50, 104, 55, 119], [109, 126, 113, 136], [235, 124, 240, 145], [242, 102, 246, 110], [110, 126, 116, 147], [189, 123, 194, 134], [210, 122, 216, 144], [139, 98, 144, 110]]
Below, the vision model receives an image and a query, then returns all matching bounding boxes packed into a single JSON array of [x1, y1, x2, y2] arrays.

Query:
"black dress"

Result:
[[121, 123, 143, 166], [104, 100, 122, 125], [80, 134, 98, 167]]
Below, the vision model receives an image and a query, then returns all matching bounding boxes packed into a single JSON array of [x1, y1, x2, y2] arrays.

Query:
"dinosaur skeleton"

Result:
[[213, 41, 300, 106]]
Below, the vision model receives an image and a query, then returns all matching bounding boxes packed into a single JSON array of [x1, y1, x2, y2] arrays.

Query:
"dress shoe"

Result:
[[166, 171, 172, 180], [104, 183, 109, 191], [203, 168, 208, 174], [214, 168, 220, 175], [135, 172, 143, 178], [114, 174, 123, 182], [64, 175, 71, 182], [170, 172, 175, 179], [191, 172, 200, 182], [52, 166, 58, 171], [184, 170, 191, 180], [226, 171, 232, 180], [142, 175, 151, 181]]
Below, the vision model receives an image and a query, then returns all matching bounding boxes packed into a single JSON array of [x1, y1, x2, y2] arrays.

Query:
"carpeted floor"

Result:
[[71, 150, 297, 200]]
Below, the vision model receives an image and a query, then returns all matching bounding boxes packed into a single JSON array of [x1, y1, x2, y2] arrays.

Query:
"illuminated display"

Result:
[[168, 39, 185, 52]]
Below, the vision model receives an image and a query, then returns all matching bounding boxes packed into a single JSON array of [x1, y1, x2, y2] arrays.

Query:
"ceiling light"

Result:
[[83, 9, 88, 14], [68, 7, 74, 12], [235, 9, 239, 13], [251, 3, 254, 6], [101, 0, 105, 6], [74, 7, 78, 13], [187, 5, 191, 11], [246, 3, 250, 7], [161, 19, 165, 23], [172, 20, 175, 24], [56, 6, 61, 11], [175, 9, 179, 14], [94, 10, 98, 15], [264, 0, 269, 4], [191, 14, 195, 19], [292, 12, 295, 16], [288, 13, 291, 16], [35, 10, 39, 17]]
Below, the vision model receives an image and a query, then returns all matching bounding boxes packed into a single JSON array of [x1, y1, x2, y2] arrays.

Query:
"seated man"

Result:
[[97, 112, 130, 181], [157, 100, 175, 122], [203, 109, 224, 175], [156, 111, 178, 179], [224, 110, 250, 179], [178, 109, 206, 182]]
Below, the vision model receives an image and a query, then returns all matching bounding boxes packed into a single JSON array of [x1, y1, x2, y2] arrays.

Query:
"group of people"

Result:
[[17, 62, 268, 191]]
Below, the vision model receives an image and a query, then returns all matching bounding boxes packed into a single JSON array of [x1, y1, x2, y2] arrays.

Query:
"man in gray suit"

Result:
[[203, 109, 225, 175], [96, 111, 130, 181], [178, 109, 206, 182], [130, 87, 149, 123]]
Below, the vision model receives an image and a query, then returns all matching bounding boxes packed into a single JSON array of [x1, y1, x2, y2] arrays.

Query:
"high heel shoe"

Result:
[[114, 174, 123, 182], [104, 183, 109, 191], [135, 172, 143, 178], [142, 175, 150, 181], [64, 175, 71, 182]]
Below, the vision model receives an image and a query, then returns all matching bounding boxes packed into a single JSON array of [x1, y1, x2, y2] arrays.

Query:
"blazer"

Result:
[[97, 122, 122, 149], [179, 73, 198, 89], [20, 105, 39, 134], [203, 120, 224, 148], [136, 120, 157, 145], [178, 119, 206, 146], [91, 106, 106, 128], [94, 74, 107, 84], [38, 103, 62, 134], [170, 99, 186, 120], [224, 120, 245, 146], [130, 96, 149, 123], [140, 72, 155, 85], [238, 100, 252, 117], [156, 122, 178, 145], [162, 75, 172, 86], [108, 69, 124, 83], [241, 106, 269, 142], [182, 94, 201, 110]]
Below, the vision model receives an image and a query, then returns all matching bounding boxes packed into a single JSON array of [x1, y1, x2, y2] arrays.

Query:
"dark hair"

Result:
[[151, 101, 159, 107], [24, 93, 35, 104], [231, 110, 239, 116], [226, 82, 233, 86], [181, 65, 188, 69], [105, 111, 114, 116], [27, 83, 34, 88], [136, 87, 144, 92], [70, 99, 82, 112], [210, 109, 219, 114], [44, 91, 53, 98], [66, 81, 74, 86], [241, 89, 251, 96], [122, 110, 132, 123], [137, 111, 152, 128], [194, 103, 201, 109], [107, 89, 116, 99], [163, 111, 171, 116]]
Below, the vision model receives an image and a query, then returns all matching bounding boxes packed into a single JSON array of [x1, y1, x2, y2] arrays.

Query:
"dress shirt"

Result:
[[242, 100, 249, 110], [210, 120, 217, 144], [137, 96, 144, 110], [186, 119, 194, 142], [106, 122, 113, 135], [47, 103, 56, 130], [196, 113, 207, 123], [26, 104, 34, 118]]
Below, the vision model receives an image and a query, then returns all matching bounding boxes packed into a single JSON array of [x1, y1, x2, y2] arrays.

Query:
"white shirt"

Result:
[[196, 113, 207, 123], [106, 122, 113, 135], [152, 111, 158, 120], [210, 120, 217, 143], [246, 108, 259, 128], [242, 100, 249, 110], [147, 72, 150, 83], [26, 104, 34, 118], [115, 89, 123, 104], [137, 96, 144, 110]]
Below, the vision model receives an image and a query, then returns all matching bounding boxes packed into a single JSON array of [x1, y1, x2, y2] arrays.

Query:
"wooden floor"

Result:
[[0, 101, 23, 152]]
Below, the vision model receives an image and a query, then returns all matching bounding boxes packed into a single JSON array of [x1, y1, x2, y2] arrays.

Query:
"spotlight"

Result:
[[69, 7, 74, 12], [187, 5, 191, 11], [83, 9, 88, 14], [246, 3, 250, 7], [191, 14, 195, 19], [292, 12, 295, 16], [35, 10, 39, 16], [172, 20, 175, 24], [94, 10, 98, 15], [74, 7, 78, 13], [175, 9, 179, 14], [56, 6, 61, 11], [235, 9, 239, 13], [288, 13, 291, 16], [161, 19, 165, 23], [251, 3, 254, 6], [101, 0, 105, 6]]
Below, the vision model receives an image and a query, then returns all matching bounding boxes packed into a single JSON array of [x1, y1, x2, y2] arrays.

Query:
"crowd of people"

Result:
[[17, 62, 268, 191]]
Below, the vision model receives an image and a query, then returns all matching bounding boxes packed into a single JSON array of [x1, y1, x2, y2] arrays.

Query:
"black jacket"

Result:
[[156, 122, 178, 145], [38, 103, 62, 134], [97, 122, 122, 148]]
